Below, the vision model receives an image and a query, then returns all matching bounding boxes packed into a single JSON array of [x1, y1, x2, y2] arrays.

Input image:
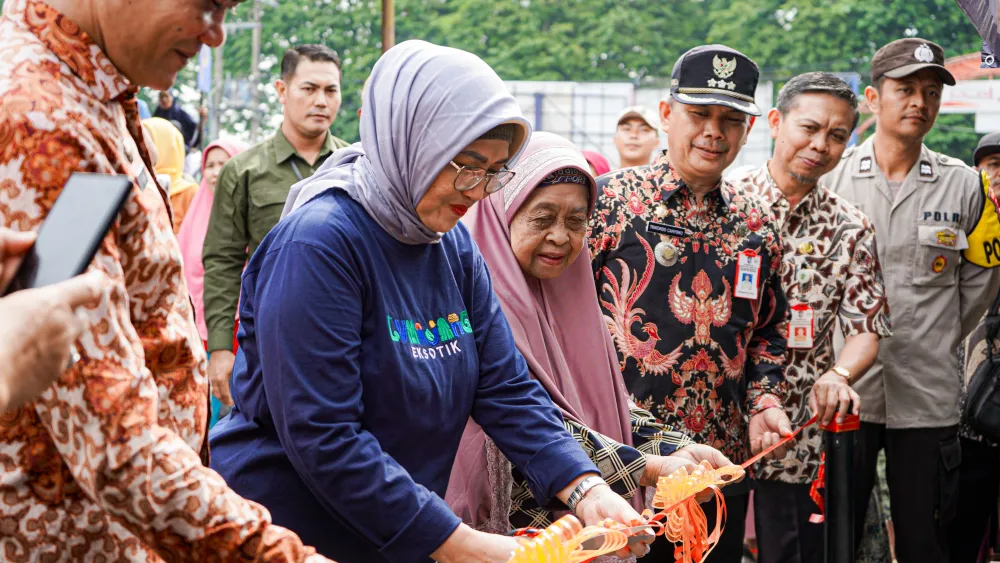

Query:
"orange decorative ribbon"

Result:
[[506, 515, 628, 563], [643, 462, 746, 563], [506, 413, 861, 563]]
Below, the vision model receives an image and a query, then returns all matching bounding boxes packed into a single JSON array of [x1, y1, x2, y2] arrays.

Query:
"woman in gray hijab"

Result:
[[209, 40, 652, 563]]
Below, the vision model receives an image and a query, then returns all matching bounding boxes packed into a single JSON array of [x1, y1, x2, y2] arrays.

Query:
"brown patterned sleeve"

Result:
[[13, 127, 329, 562], [745, 225, 789, 416], [838, 222, 892, 339]]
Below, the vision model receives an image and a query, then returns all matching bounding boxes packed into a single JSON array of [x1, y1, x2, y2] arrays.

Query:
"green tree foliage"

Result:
[[171, 0, 982, 159], [709, 0, 979, 78], [924, 114, 980, 165], [211, 0, 722, 142]]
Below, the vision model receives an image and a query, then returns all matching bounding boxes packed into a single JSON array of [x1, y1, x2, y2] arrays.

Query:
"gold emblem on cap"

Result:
[[713, 55, 737, 79], [798, 241, 814, 255], [914, 43, 934, 63]]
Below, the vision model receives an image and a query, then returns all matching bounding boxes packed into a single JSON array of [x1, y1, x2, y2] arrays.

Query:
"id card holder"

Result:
[[787, 303, 815, 348], [734, 249, 761, 300]]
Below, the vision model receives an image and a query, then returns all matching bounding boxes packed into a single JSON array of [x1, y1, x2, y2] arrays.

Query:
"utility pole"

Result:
[[249, 0, 262, 143], [382, 0, 395, 53], [213, 2, 268, 142], [210, 45, 224, 142]]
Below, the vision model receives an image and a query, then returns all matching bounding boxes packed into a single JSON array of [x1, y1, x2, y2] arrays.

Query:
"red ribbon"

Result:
[[509, 413, 861, 559], [739, 413, 819, 470], [739, 413, 860, 523], [809, 453, 826, 523]]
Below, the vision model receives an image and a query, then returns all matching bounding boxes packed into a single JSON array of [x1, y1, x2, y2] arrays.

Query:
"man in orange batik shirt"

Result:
[[0, 0, 332, 560]]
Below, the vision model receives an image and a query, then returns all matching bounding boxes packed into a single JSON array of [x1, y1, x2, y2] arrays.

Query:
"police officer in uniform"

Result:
[[824, 38, 1000, 563]]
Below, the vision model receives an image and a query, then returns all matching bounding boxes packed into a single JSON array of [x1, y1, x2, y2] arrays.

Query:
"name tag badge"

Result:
[[787, 303, 815, 349], [647, 221, 687, 238], [734, 249, 761, 300]]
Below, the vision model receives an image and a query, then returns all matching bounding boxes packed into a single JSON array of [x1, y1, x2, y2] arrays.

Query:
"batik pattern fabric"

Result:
[[732, 165, 891, 483], [0, 0, 324, 560], [588, 153, 788, 464], [508, 407, 694, 529]]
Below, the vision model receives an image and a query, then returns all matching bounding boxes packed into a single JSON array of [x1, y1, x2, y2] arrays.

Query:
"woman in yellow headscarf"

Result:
[[143, 117, 200, 233]]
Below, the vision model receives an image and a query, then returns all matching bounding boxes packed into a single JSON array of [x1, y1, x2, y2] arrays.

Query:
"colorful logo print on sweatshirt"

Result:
[[387, 311, 473, 360]]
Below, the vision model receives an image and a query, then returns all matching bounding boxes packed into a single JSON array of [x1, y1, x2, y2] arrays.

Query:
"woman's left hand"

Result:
[[649, 445, 741, 503], [670, 444, 735, 470], [574, 484, 654, 558]]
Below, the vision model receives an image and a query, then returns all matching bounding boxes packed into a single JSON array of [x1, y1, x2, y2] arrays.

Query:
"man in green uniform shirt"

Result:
[[203, 44, 350, 406]]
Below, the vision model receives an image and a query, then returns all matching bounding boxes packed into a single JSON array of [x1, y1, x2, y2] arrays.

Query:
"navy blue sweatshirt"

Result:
[[209, 190, 598, 563]]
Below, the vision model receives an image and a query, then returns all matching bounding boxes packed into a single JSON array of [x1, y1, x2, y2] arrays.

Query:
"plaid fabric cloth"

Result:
[[508, 407, 694, 529]]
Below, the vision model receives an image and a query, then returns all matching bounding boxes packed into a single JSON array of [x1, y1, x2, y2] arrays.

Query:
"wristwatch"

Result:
[[566, 475, 607, 512], [832, 365, 851, 382]]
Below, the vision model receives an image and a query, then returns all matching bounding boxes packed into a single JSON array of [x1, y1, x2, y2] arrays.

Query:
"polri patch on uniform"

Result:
[[936, 229, 957, 247], [932, 255, 947, 273], [648, 221, 687, 237], [920, 161, 933, 177], [859, 156, 872, 173]]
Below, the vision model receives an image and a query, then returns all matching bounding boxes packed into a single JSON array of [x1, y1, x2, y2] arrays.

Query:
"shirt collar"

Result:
[[753, 162, 822, 218], [752, 163, 784, 207], [272, 126, 335, 164], [916, 143, 939, 183], [648, 150, 732, 206], [8, 0, 132, 102], [852, 134, 937, 183], [851, 137, 877, 179]]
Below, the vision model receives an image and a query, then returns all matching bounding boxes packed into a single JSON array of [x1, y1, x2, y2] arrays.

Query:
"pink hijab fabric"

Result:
[[582, 150, 612, 177], [446, 132, 639, 530], [177, 139, 247, 341]]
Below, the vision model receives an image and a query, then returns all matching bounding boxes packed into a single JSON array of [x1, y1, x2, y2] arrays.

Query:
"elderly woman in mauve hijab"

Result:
[[447, 132, 732, 540], [209, 41, 649, 563]]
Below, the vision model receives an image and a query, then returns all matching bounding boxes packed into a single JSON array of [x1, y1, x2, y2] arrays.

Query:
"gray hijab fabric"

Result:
[[281, 40, 532, 245]]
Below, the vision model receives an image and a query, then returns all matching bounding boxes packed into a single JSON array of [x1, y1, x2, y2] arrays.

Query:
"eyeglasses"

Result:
[[449, 161, 516, 194]]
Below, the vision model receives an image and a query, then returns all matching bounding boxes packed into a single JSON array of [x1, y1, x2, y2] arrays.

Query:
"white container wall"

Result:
[[506, 79, 774, 174]]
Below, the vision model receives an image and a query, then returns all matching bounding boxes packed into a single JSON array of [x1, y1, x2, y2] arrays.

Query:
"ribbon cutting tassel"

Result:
[[645, 462, 745, 563], [506, 515, 628, 563], [506, 413, 860, 563]]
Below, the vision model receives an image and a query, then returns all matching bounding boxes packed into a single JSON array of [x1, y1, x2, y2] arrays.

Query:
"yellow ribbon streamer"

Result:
[[506, 515, 629, 563], [506, 462, 745, 563]]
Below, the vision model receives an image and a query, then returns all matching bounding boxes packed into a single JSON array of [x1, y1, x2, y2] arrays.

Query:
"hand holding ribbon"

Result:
[[506, 412, 844, 563], [748, 407, 794, 460], [572, 483, 654, 559]]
